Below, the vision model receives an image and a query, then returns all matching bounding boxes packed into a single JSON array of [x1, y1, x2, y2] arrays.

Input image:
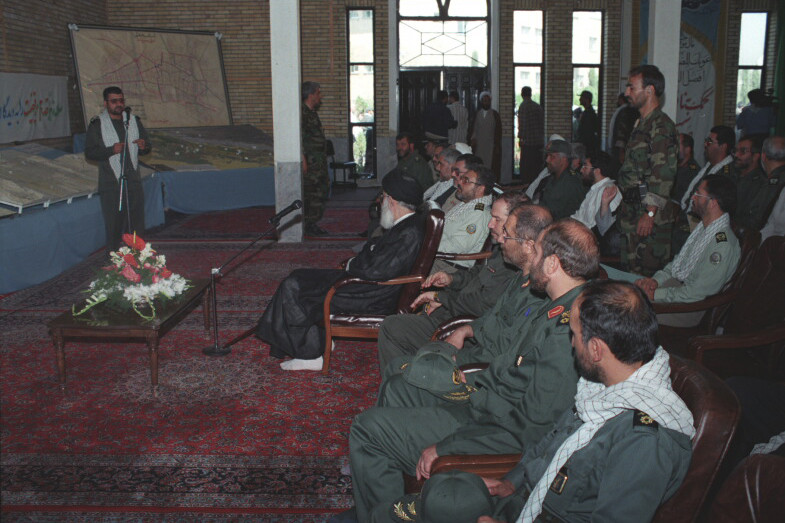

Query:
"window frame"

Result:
[[571, 9, 605, 146], [347, 7, 376, 176], [512, 9, 545, 175]]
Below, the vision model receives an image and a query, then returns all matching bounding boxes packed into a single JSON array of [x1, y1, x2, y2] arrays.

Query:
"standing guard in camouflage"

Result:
[[301, 81, 329, 236], [616, 65, 679, 276]]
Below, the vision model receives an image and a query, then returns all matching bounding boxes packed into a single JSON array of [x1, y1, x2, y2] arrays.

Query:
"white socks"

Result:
[[279, 356, 324, 371]]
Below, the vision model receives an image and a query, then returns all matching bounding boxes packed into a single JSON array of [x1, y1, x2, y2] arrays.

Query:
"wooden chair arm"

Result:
[[653, 289, 738, 315], [687, 321, 785, 364], [323, 275, 425, 319], [431, 315, 477, 341], [435, 251, 493, 262], [431, 453, 522, 478]]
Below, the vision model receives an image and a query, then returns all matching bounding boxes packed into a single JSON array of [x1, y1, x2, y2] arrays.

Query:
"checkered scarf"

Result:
[[518, 347, 695, 523], [670, 213, 730, 281], [99, 109, 139, 180]]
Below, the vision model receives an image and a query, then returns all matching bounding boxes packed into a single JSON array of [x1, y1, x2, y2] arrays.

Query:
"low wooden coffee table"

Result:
[[48, 278, 211, 396]]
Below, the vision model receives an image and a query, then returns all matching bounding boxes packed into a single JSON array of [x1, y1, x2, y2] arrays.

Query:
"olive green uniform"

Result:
[[539, 169, 586, 221], [737, 165, 785, 230], [349, 285, 585, 522], [396, 152, 433, 192], [617, 108, 679, 276], [377, 246, 518, 370], [302, 102, 328, 228], [372, 409, 692, 523]]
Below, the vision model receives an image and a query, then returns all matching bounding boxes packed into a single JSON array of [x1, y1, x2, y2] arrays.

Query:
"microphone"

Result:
[[269, 199, 303, 225], [123, 106, 132, 121]]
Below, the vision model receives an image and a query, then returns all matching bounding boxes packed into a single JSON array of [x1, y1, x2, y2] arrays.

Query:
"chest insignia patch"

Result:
[[710, 252, 722, 265], [633, 410, 659, 429], [474, 202, 485, 211], [466, 224, 477, 234], [548, 305, 565, 319], [715, 232, 727, 243]]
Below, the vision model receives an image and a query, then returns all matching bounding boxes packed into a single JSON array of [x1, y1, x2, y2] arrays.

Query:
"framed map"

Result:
[[69, 25, 232, 129]]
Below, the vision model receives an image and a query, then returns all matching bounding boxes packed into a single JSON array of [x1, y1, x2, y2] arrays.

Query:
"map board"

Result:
[[70, 25, 232, 129]]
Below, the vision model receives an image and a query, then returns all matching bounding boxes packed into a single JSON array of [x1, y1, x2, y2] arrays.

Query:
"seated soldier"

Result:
[[376, 191, 531, 370], [371, 281, 693, 523], [337, 219, 599, 522], [255, 174, 425, 371], [430, 156, 495, 275], [536, 140, 586, 220], [603, 174, 740, 327]]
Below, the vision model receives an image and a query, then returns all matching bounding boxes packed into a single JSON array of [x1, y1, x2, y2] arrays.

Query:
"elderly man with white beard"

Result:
[[255, 174, 426, 371]]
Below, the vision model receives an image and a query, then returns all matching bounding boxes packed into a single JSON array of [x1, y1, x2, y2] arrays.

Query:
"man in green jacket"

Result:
[[376, 192, 537, 370], [370, 281, 694, 523], [341, 219, 600, 522]]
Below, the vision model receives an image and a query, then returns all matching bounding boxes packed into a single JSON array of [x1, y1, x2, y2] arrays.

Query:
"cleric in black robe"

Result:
[[255, 174, 425, 370]]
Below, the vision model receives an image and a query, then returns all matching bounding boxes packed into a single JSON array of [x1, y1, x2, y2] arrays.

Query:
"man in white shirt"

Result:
[[572, 151, 622, 237], [423, 147, 458, 207], [447, 91, 469, 146]]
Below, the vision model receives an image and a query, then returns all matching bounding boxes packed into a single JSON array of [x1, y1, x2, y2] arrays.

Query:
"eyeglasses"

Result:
[[704, 137, 718, 145], [107, 97, 125, 104], [692, 192, 713, 200], [502, 225, 528, 243]]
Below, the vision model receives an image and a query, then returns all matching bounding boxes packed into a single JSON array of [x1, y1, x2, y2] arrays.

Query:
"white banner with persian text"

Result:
[[0, 73, 70, 143]]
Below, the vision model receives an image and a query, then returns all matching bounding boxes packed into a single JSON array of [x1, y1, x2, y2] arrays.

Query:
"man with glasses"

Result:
[[375, 193, 530, 370], [606, 174, 740, 328], [537, 139, 586, 220], [672, 125, 736, 253], [339, 218, 597, 522], [430, 155, 495, 274], [85, 86, 152, 251]]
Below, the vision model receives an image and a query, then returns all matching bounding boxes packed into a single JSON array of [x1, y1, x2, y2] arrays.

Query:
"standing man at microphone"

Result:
[[85, 86, 152, 251]]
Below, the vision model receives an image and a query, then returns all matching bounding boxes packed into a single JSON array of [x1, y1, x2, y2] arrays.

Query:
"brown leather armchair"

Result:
[[405, 355, 740, 523], [706, 453, 785, 522], [320, 208, 445, 373]]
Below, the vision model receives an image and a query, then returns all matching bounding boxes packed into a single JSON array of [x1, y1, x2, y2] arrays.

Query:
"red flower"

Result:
[[121, 265, 141, 283], [160, 268, 173, 279], [123, 254, 139, 268], [122, 233, 146, 251]]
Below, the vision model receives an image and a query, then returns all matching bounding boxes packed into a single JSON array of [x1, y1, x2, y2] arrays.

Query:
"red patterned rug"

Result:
[[1, 240, 381, 521]]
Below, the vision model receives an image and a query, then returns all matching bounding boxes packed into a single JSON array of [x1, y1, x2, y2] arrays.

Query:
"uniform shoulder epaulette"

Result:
[[770, 177, 780, 185], [547, 305, 564, 320], [474, 202, 485, 211], [715, 232, 727, 243], [633, 409, 658, 430]]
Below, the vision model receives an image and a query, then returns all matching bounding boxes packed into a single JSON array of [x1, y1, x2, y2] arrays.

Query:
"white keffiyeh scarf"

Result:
[[99, 109, 139, 180], [669, 213, 730, 281], [518, 347, 695, 523]]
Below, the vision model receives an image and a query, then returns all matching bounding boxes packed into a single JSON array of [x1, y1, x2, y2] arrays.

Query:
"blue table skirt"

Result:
[[1, 174, 165, 294], [158, 167, 275, 213]]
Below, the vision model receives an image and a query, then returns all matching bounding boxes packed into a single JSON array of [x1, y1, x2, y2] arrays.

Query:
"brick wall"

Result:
[[1, 0, 107, 138]]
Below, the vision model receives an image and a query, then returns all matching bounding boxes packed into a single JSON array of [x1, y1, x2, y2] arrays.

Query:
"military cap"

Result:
[[401, 350, 474, 401], [389, 470, 494, 522], [545, 139, 572, 156]]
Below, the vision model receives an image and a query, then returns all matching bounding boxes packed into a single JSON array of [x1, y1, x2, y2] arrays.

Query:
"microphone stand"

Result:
[[202, 209, 299, 356], [118, 111, 133, 234]]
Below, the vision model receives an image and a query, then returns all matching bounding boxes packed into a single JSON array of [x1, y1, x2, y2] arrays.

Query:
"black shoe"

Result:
[[305, 224, 328, 236]]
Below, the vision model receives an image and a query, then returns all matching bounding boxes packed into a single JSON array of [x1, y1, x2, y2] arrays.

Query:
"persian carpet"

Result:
[[1, 239, 382, 522]]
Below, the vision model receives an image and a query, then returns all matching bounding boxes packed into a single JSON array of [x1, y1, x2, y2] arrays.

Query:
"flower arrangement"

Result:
[[72, 233, 191, 320]]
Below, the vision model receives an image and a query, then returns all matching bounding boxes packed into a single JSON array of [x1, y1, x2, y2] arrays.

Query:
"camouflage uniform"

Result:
[[302, 102, 328, 227], [617, 107, 679, 276]]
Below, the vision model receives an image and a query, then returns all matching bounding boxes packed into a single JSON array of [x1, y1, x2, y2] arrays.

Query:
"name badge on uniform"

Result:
[[550, 465, 569, 494]]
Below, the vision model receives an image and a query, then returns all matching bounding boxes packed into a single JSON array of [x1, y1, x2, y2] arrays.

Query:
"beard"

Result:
[[575, 349, 603, 383], [380, 197, 395, 229], [529, 258, 548, 292]]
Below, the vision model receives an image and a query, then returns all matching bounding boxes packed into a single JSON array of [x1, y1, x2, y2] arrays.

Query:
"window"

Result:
[[572, 10, 603, 148], [348, 9, 375, 176], [513, 10, 543, 175], [399, 0, 488, 68], [736, 12, 768, 114]]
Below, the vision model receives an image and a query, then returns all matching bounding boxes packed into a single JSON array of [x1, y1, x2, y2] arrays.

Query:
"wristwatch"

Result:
[[647, 210, 655, 218]]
